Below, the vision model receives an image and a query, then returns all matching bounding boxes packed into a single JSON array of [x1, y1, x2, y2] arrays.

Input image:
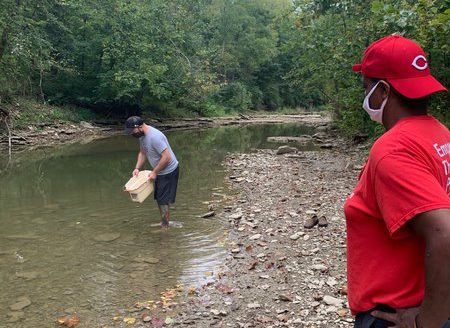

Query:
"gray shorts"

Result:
[[154, 166, 179, 205]]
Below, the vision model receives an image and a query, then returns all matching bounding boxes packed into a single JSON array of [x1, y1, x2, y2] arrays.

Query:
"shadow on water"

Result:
[[0, 123, 315, 326]]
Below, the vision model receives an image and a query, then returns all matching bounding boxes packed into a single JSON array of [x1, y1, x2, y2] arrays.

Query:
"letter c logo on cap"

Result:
[[412, 55, 428, 70]]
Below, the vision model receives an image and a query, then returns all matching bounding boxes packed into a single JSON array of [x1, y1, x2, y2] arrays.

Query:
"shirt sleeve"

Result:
[[152, 133, 168, 154], [374, 153, 450, 236]]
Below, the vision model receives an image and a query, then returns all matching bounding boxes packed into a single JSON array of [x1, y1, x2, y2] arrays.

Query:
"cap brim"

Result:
[[388, 75, 448, 99], [352, 63, 362, 72]]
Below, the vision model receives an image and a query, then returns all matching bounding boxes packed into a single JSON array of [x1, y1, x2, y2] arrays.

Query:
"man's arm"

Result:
[[133, 150, 147, 176], [410, 208, 450, 328], [148, 148, 172, 180], [371, 208, 450, 328]]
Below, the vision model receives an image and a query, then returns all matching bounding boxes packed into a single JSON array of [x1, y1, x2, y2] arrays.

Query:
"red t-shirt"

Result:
[[344, 115, 450, 314]]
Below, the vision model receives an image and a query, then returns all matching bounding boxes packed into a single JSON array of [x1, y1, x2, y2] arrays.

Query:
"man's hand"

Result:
[[132, 168, 139, 177], [148, 171, 157, 181], [371, 307, 419, 328]]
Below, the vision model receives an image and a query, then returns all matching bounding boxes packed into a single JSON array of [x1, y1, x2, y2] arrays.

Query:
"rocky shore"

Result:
[[167, 138, 366, 327]]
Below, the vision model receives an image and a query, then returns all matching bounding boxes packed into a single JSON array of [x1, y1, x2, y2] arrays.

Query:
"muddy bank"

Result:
[[0, 113, 330, 154], [163, 142, 365, 327]]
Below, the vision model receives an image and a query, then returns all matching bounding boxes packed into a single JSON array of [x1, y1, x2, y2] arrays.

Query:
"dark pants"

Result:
[[154, 166, 179, 205], [354, 305, 450, 328]]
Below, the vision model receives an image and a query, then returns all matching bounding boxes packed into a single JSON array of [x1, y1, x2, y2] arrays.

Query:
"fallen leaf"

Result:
[[248, 261, 258, 270], [337, 308, 348, 317], [123, 317, 136, 325], [151, 317, 164, 328], [67, 316, 80, 327], [188, 286, 197, 296], [141, 312, 151, 321], [265, 262, 274, 269], [56, 315, 80, 327], [245, 245, 253, 253], [216, 284, 234, 294]]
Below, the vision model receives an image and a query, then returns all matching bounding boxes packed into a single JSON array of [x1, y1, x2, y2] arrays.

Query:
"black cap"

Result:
[[124, 116, 144, 134]]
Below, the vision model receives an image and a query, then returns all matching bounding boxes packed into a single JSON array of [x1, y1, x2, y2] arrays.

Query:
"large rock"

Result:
[[93, 233, 120, 242], [267, 136, 312, 144], [323, 295, 343, 307], [276, 146, 297, 155], [143, 257, 160, 264], [15, 271, 39, 280], [10, 297, 31, 311], [80, 121, 95, 129]]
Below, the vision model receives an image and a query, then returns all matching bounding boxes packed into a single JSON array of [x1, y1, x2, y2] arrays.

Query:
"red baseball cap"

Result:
[[352, 35, 447, 99]]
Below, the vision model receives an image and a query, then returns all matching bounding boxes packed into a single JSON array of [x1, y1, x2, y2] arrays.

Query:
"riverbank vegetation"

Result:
[[0, 0, 448, 136]]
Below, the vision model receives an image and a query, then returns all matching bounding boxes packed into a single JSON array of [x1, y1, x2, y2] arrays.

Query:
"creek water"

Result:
[[0, 123, 316, 327]]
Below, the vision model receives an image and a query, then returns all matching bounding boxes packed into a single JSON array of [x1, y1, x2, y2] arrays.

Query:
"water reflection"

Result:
[[0, 123, 315, 326]]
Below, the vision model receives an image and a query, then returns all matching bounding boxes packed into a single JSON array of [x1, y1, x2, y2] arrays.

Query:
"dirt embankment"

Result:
[[0, 113, 330, 154]]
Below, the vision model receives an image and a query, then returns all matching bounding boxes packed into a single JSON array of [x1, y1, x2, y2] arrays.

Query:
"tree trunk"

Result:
[[333, 80, 342, 120], [0, 29, 8, 61]]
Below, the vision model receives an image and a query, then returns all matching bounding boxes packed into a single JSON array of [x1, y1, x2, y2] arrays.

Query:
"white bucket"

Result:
[[124, 170, 154, 203]]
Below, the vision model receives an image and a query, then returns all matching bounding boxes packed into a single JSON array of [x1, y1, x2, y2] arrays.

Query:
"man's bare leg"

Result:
[[158, 204, 170, 228]]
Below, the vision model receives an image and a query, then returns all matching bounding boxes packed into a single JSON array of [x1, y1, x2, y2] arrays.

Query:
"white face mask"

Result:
[[362, 81, 389, 124]]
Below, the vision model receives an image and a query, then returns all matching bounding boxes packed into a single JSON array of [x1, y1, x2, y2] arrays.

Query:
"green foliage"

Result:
[[214, 82, 252, 112], [0, 0, 448, 134], [284, 0, 449, 135], [5, 97, 98, 129]]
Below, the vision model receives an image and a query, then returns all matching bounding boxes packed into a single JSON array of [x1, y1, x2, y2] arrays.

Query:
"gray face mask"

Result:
[[131, 131, 144, 138]]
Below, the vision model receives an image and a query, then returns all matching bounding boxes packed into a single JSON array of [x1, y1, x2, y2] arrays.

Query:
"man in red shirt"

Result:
[[345, 35, 450, 328]]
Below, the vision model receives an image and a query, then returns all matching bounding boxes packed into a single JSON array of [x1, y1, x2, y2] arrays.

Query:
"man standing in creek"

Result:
[[344, 35, 450, 328], [125, 116, 179, 228]]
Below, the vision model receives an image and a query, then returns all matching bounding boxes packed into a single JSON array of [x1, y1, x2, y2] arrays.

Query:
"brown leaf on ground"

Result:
[[56, 315, 80, 327], [216, 284, 234, 294], [245, 245, 253, 253], [151, 317, 165, 328], [248, 261, 258, 270], [265, 262, 275, 269]]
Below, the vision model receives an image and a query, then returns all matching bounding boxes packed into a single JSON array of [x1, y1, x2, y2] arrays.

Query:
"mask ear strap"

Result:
[[366, 81, 381, 98], [379, 80, 390, 95], [375, 81, 389, 109]]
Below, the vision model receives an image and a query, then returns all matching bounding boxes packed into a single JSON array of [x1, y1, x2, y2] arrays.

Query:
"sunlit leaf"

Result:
[[188, 286, 197, 295], [123, 317, 136, 324], [56, 315, 80, 327], [216, 284, 234, 294]]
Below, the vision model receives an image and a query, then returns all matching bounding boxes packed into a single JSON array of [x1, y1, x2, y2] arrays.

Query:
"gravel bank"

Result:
[[171, 141, 366, 327]]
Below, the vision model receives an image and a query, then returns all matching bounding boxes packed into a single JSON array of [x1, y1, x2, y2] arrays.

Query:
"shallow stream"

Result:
[[0, 123, 316, 326]]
